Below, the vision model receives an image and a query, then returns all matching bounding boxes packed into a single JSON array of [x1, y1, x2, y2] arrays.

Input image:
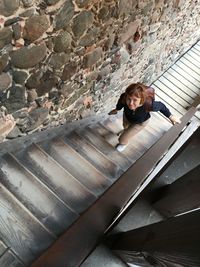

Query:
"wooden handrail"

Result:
[[31, 107, 197, 267]]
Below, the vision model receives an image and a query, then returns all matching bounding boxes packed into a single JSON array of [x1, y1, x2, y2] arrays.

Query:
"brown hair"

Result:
[[124, 83, 148, 105]]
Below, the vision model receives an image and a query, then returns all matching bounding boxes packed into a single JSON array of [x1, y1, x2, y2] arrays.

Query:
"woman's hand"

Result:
[[108, 109, 118, 115], [169, 115, 181, 125]]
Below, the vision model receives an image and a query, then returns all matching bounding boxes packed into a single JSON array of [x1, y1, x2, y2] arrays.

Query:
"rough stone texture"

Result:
[[0, 114, 15, 140], [54, 0, 74, 30], [0, 85, 26, 113], [10, 44, 47, 68], [0, 27, 13, 49], [72, 10, 94, 38], [23, 15, 50, 41], [0, 0, 200, 140], [61, 61, 78, 80], [13, 70, 28, 85], [0, 54, 9, 73], [21, 0, 34, 8], [53, 31, 72, 52], [49, 53, 70, 69], [83, 47, 103, 69], [0, 72, 12, 91], [0, 0, 20, 17], [23, 107, 49, 132]]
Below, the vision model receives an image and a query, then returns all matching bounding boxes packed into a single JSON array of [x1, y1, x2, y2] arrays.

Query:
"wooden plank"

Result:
[[40, 138, 112, 196], [166, 68, 199, 95], [0, 250, 25, 267], [154, 80, 190, 107], [158, 76, 194, 105], [180, 57, 200, 76], [152, 85, 185, 116], [192, 46, 200, 56], [0, 153, 77, 236], [30, 107, 198, 267], [0, 240, 7, 257], [183, 52, 200, 68], [0, 184, 55, 266], [163, 71, 197, 99], [171, 64, 200, 88], [16, 144, 96, 214], [187, 49, 200, 64], [190, 48, 200, 62], [63, 131, 123, 180], [175, 60, 200, 83]]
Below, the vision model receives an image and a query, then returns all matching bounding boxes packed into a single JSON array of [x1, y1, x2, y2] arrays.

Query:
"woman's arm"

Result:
[[152, 101, 181, 124], [108, 93, 125, 115]]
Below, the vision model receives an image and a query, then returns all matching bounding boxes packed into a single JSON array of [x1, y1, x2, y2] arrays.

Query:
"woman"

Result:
[[108, 83, 181, 152]]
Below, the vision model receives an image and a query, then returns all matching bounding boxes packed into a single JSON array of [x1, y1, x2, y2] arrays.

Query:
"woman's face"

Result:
[[126, 95, 141, 110]]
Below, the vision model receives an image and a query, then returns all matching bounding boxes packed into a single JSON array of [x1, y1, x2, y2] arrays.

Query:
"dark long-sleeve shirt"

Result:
[[116, 96, 171, 124]]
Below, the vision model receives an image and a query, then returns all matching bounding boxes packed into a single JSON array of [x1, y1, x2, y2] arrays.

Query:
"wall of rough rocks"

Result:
[[0, 0, 200, 140]]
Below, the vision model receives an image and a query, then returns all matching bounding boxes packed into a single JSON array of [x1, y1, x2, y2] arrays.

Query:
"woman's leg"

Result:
[[119, 118, 149, 145]]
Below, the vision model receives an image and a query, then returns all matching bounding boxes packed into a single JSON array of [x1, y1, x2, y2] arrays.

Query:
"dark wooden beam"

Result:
[[153, 164, 200, 217], [112, 209, 200, 266], [31, 107, 197, 267]]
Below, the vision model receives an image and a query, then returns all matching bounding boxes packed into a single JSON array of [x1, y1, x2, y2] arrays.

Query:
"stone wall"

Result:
[[0, 0, 200, 140]]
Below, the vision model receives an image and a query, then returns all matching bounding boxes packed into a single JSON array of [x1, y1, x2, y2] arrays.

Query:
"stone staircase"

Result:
[[0, 111, 172, 267]]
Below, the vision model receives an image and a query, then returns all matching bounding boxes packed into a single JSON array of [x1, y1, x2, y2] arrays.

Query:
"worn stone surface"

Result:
[[0, 85, 26, 113], [72, 10, 94, 38], [21, 0, 34, 8], [10, 44, 47, 68], [0, 28, 13, 49], [49, 52, 70, 69], [12, 23, 21, 40], [0, 114, 15, 140], [24, 107, 49, 132], [0, 0, 20, 17], [23, 15, 50, 41], [53, 31, 72, 52], [0, 72, 12, 91], [0, 54, 9, 73], [54, 0, 74, 30], [79, 27, 99, 47], [61, 61, 78, 81], [0, 0, 200, 141], [13, 70, 28, 84], [83, 47, 103, 69]]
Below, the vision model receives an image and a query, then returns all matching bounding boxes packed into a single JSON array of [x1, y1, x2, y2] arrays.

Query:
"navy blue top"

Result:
[[116, 97, 171, 124]]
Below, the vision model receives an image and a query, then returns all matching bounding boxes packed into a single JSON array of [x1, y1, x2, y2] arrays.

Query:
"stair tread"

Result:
[[39, 138, 112, 196], [93, 123, 144, 162], [63, 131, 123, 180], [0, 249, 25, 267], [0, 184, 55, 266], [0, 240, 7, 257], [79, 127, 132, 171], [0, 153, 78, 236], [15, 143, 96, 214]]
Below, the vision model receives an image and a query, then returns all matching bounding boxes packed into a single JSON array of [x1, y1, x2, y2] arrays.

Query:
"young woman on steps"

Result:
[[108, 83, 181, 152]]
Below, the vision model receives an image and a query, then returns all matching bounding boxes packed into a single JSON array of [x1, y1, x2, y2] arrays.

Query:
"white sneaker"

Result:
[[116, 144, 127, 152]]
